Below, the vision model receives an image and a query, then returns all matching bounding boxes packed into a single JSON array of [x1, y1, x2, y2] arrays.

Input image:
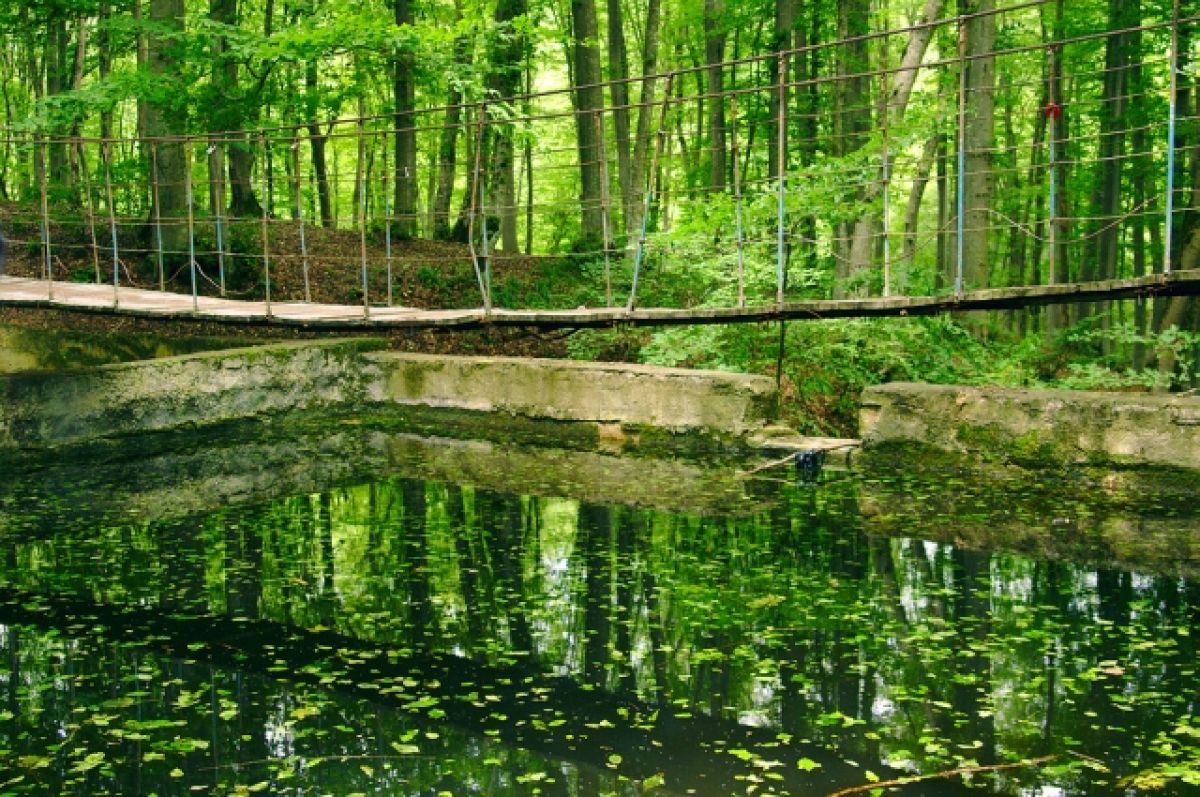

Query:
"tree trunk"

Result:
[[145, 0, 188, 252], [768, 0, 797, 182], [211, 0, 263, 217], [1044, 0, 1069, 335], [487, 0, 527, 252], [832, 0, 874, 295], [393, 0, 418, 238], [627, 0, 662, 236], [1155, 43, 1200, 386], [569, 0, 605, 245], [432, 1, 469, 241], [605, 0, 633, 234], [704, 0, 727, 192], [98, 0, 113, 141], [305, 60, 333, 228], [1078, 0, 1138, 336], [46, 15, 70, 188], [961, 0, 996, 289], [891, 0, 942, 119], [133, 0, 149, 140]]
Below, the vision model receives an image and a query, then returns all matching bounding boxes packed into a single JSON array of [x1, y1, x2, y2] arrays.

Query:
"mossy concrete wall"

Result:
[[0, 341, 777, 450], [861, 382, 1200, 470], [0, 339, 384, 449], [367, 352, 777, 435]]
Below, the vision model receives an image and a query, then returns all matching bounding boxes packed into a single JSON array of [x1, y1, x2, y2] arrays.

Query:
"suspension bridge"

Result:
[[2, 271, 1199, 330], [0, 1, 1195, 332]]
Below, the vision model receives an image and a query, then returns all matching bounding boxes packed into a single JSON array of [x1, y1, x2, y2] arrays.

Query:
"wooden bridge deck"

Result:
[[3, 271, 1200, 330]]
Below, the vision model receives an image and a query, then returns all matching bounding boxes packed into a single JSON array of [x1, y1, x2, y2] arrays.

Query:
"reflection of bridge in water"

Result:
[[0, 4, 1194, 332]]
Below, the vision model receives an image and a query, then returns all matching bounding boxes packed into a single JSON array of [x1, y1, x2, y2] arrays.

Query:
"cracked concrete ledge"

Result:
[[861, 382, 1200, 471], [0, 340, 780, 451]]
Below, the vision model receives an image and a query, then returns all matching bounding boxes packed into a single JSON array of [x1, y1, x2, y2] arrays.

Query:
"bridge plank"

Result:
[[3, 271, 1200, 330]]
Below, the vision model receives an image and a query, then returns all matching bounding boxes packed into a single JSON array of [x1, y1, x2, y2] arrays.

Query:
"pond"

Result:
[[0, 418, 1198, 796]]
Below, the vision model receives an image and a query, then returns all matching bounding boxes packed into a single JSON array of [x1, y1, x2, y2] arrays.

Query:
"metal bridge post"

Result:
[[208, 140, 227, 297], [954, 14, 967, 296], [291, 134, 311, 303], [594, 111, 614, 308], [1046, 44, 1058, 288], [357, 118, 370, 320], [776, 50, 788, 306], [1164, 0, 1180, 275], [185, 139, 198, 312], [258, 132, 272, 317], [150, 141, 166, 291], [467, 103, 491, 311], [101, 139, 120, 309], [36, 135, 53, 301], [731, 93, 746, 309], [880, 37, 892, 298], [381, 131, 393, 307]]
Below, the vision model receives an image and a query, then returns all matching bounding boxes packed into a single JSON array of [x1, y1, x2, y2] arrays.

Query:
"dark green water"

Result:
[[1, 424, 1198, 795]]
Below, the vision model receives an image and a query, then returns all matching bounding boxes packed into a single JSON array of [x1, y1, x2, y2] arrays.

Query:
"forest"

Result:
[[0, 0, 1197, 433]]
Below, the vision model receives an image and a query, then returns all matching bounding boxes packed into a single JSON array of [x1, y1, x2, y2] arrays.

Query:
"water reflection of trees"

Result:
[[2, 475, 1199, 792]]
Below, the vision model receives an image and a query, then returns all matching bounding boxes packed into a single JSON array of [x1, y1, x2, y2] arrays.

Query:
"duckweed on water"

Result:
[[1, 427, 1198, 795]]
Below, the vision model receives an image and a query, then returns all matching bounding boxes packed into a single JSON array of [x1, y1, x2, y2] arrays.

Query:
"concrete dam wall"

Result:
[[0, 339, 777, 450]]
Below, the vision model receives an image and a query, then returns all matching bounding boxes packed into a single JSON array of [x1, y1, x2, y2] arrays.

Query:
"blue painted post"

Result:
[[1164, 0, 1180, 275]]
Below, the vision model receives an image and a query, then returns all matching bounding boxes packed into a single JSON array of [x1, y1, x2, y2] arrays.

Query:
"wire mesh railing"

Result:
[[0, 0, 1192, 322]]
